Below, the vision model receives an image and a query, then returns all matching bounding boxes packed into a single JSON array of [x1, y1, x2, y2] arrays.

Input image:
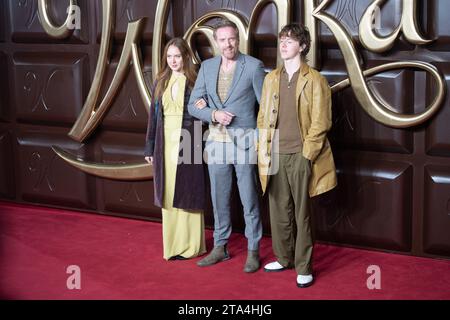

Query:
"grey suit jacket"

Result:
[[188, 52, 265, 130]]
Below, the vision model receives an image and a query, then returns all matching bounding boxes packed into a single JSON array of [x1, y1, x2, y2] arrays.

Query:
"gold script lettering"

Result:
[[359, 0, 432, 52], [37, 0, 77, 39], [313, 0, 445, 128], [41, 0, 153, 180]]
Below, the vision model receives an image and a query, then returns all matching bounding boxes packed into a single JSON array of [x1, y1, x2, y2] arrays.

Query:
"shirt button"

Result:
[[274, 94, 279, 99], [270, 124, 275, 128], [272, 109, 277, 114]]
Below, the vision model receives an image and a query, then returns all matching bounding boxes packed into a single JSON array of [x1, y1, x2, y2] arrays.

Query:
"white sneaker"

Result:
[[297, 274, 314, 288], [264, 261, 287, 272]]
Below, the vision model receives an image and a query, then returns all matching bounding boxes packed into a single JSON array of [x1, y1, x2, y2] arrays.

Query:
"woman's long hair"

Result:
[[154, 38, 198, 100]]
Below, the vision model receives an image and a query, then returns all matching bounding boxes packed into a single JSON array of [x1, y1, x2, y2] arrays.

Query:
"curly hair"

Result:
[[279, 23, 311, 58]]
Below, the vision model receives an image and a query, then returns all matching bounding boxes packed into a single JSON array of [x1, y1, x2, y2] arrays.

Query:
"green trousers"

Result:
[[268, 152, 313, 275]]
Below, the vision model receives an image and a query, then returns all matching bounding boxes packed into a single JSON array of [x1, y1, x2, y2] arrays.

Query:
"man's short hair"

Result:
[[213, 19, 239, 40], [279, 23, 311, 57]]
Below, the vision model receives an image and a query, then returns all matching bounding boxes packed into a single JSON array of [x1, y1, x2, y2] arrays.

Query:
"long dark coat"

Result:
[[144, 81, 206, 210]]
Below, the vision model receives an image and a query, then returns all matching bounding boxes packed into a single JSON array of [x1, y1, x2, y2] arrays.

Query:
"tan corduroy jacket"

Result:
[[257, 63, 337, 197]]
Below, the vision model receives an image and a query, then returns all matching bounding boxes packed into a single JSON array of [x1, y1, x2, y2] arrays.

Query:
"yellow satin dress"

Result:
[[161, 74, 206, 260]]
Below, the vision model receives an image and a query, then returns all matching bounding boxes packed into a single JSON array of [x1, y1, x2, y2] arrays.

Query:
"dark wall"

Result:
[[0, 0, 449, 260]]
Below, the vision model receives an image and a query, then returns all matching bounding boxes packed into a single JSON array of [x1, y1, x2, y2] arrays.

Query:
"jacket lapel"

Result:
[[296, 63, 309, 102], [210, 56, 222, 107], [272, 67, 282, 112]]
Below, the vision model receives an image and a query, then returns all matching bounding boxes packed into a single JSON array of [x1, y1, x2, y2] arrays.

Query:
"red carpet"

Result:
[[0, 201, 449, 300]]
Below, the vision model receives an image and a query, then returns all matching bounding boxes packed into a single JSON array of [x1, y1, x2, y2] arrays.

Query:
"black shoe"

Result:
[[169, 255, 188, 261]]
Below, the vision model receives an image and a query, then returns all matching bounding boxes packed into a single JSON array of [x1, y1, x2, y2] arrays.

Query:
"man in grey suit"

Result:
[[188, 19, 265, 273]]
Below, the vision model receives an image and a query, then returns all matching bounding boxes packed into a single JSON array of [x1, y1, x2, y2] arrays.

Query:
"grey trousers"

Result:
[[205, 141, 262, 251]]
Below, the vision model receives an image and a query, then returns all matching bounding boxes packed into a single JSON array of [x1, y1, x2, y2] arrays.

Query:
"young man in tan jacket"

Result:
[[257, 24, 337, 288]]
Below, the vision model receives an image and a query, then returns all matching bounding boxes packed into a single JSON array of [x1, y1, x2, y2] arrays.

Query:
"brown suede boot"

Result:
[[196, 245, 230, 267], [243, 250, 260, 273]]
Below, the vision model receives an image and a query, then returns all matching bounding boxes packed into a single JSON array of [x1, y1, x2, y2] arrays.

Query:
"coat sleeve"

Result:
[[144, 82, 158, 157], [302, 75, 332, 162], [187, 62, 214, 124]]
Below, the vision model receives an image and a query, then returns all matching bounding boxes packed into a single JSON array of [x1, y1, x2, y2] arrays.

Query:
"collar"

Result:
[[276, 62, 310, 78]]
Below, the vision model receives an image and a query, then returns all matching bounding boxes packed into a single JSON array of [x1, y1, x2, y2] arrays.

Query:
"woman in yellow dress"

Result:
[[144, 38, 206, 260]]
